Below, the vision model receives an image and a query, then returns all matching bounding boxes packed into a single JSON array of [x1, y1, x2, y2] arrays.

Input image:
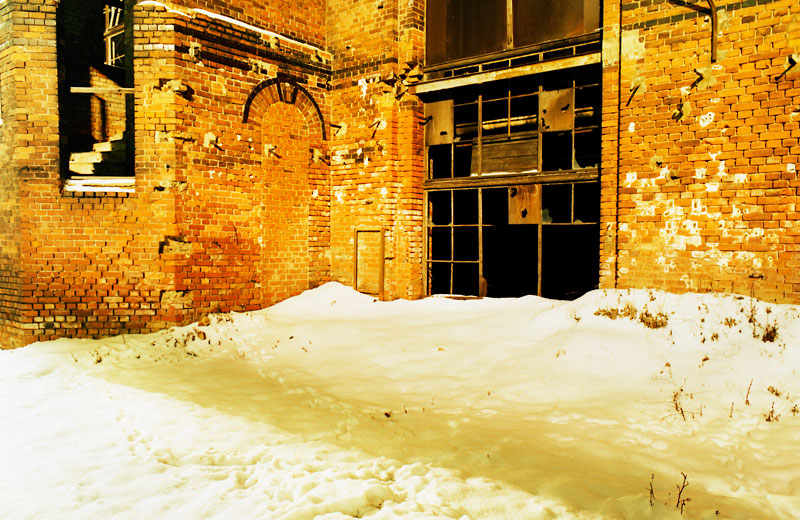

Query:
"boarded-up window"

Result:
[[426, 0, 601, 66]]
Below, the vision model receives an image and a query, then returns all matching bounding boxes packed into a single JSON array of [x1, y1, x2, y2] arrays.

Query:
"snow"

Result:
[[2, 283, 800, 519]]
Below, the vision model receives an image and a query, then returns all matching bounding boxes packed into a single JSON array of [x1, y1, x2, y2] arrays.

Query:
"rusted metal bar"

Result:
[[708, 0, 717, 63]]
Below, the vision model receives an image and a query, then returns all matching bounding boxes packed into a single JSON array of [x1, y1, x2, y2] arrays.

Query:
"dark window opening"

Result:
[[427, 182, 599, 300], [59, 0, 134, 183], [427, 0, 601, 66]]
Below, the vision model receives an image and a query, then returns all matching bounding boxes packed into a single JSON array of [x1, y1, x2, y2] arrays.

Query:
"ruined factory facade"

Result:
[[1, 0, 799, 347]]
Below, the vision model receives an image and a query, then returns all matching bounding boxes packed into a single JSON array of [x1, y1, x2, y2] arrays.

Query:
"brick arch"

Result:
[[242, 77, 326, 141]]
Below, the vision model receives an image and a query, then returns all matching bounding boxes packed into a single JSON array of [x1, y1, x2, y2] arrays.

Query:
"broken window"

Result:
[[59, 0, 134, 187], [425, 66, 601, 179], [427, 181, 599, 299], [426, 0, 601, 66], [104, 1, 125, 67]]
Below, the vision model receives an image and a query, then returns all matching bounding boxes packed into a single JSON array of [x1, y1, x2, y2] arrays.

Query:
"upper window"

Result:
[[426, 65, 601, 179], [426, 0, 601, 66], [104, 1, 125, 67]]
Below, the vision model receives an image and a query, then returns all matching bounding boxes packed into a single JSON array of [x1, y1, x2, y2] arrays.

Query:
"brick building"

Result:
[[0, 0, 798, 348]]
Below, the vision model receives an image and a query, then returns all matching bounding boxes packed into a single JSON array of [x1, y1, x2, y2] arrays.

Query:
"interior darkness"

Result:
[[429, 144, 451, 179], [541, 225, 599, 300], [573, 182, 600, 223], [542, 183, 572, 223], [428, 183, 599, 299], [482, 188, 537, 297], [541, 132, 573, 171], [452, 263, 480, 295], [430, 262, 452, 294]]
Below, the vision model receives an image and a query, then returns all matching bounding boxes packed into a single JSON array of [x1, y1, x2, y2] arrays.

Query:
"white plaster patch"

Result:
[[709, 152, 720, 161], [788, 163, 797, 174], [312, 189, 319, 198], [358, 79, 368, 98], [695, 168, 706, 179], [734, 173, 747, 183], [625, 172, 637, 186], [660, 166, 670, 179], [628, 122, 636, 133], [706, 182, 719, 192], [698, 112, 715, 128], [680, 86, 691, 96], [380, 187, 388, 197], [691, 200, 704, 214], [718, 160, 726, 175]]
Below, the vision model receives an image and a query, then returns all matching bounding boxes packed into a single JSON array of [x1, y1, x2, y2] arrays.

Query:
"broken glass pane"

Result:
[[452, 263, 480, 296], [431, 228, 452, 261], [428, 144, 452, 179], [453, 189, 479, 224], [573, 182, 600, 223], [542, 183, 572, 223], [541, 131, 573, 171], [574, 128, 600, 169], [454, 144, 474, 177], [428, 191, 452, 225], [429, 262, 452, 294], [453, 227, 479, 261]]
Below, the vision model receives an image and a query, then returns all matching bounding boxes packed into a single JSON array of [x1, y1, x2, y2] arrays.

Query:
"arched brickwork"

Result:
[[242, 78, 330, 304], [242, 77, 327, 141]]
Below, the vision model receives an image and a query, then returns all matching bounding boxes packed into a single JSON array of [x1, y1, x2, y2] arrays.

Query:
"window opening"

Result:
[[104, 2, 125, 67], [427, 0, 601, 66], [427, 181, 599, 299], [425, 65, 600, 180]]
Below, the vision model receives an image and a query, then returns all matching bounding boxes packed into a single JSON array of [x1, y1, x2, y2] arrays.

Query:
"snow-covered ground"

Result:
[[2, 283, 800, 519]]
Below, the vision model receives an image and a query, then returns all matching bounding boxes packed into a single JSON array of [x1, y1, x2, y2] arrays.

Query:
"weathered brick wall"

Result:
[[1, 0, 335, 347], [602, 0, 800, 302], [166, 0, 326, 49], [134, 1, 331, 318], [0, 2, 21, 348], [326, 0, 426, 299]]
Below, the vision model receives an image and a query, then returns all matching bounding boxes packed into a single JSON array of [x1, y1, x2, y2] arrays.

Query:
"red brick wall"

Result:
[[133, 2, 331, 319], [326, 0, 426, 299], [0, 2, 21, 348], [601, 0, 800, 302], [1, 0, 336, 347]]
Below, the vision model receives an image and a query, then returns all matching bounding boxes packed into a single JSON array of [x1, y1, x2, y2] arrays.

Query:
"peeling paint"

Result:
[[698, 112, 715, 127], [621, 32, 646, 62], [602, 24, 620, 66]]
